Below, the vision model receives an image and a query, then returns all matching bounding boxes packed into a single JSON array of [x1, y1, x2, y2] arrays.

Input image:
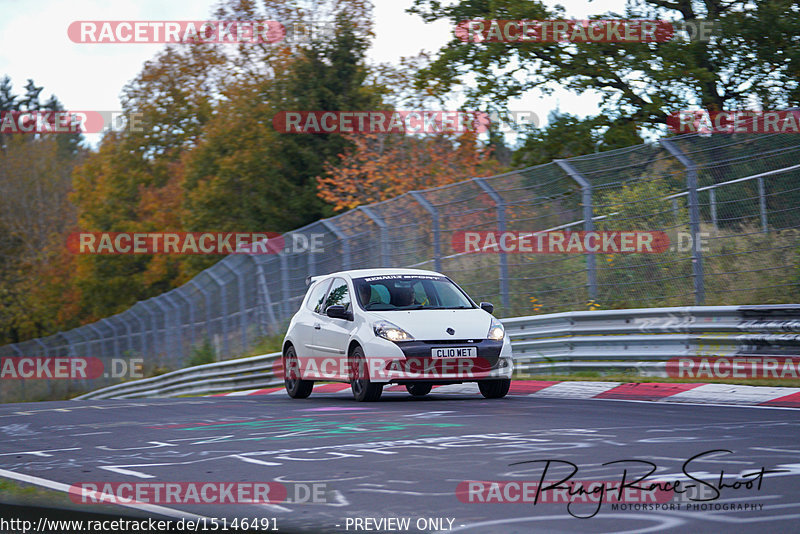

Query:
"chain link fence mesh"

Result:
[[1, 127, 799, 401]]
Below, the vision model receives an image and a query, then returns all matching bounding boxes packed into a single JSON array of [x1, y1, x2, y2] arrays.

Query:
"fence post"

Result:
[[151, 297, 175, 367], [709, 188, 718, 230], [140, 301, 159, 359], [100, 318, 120, 359], [279, 252, 290, 320], [359, 206, 389, 267], [660, 139, 705, 304], [162, 293, 184, 362], [320, 219, 351, 271], [220, 261, 248, 353], [205, 269, 230, 358], [121, 311, 136, 356], [409, 191, 441, 272], [86, 324, 103, 359], [473, 177, 510, 312], [128, 304, 152, 357], [758, 177, 768, 233], [175, 289, 195, 353], [554, 159, 597, 301], [253, 256, 279, 335], [189, 279, 213, 352]]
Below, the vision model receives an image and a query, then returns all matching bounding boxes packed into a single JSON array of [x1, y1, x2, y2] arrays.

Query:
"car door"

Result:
[[312, 277, 353, 380], [293, 278, 332, 363]]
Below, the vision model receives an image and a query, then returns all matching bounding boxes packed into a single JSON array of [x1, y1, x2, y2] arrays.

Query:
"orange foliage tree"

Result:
[[317, 130, 503, 211]]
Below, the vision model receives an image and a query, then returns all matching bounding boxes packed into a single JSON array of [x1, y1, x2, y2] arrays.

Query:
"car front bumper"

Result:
[[360, 335, 514, 383]]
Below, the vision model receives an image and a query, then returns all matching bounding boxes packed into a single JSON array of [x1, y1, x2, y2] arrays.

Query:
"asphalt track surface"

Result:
[[0, 386, 799, 533]]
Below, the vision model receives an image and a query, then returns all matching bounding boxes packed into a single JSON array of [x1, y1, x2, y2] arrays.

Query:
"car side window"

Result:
[[322, 278, 351, 314], [306, 280, 332, 314]]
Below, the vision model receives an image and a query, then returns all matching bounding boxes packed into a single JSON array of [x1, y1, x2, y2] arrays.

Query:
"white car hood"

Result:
[[370, 308, 493, 340]]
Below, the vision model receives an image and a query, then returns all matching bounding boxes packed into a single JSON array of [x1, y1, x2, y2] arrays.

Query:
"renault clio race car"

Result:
[[281, 268, 513, 401]]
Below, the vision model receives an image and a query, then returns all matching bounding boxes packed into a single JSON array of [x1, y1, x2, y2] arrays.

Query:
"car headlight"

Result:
[[488, 318, 505, 341], [373, 320, 414, 342]]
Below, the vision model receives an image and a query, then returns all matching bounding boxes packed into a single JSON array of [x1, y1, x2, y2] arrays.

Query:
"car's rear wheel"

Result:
[[478, 378, 510, 399], [349, 346, 383, 402], [284, 346, 313, 399], [406, 382, 433, 397]]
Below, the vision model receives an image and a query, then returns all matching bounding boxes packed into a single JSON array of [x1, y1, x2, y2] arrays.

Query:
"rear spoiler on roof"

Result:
[[306, 275, 324, 287]]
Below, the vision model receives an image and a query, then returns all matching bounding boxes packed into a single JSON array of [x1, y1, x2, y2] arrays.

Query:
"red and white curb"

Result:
[[209, 380, 800, 408]]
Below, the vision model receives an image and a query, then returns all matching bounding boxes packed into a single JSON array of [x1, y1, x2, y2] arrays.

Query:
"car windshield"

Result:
[[353, 274, 475, 311]]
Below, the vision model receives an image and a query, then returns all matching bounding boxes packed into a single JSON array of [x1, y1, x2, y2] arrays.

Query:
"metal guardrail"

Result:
[[75, 305, 800, 400], [75, 352, 283, 400]]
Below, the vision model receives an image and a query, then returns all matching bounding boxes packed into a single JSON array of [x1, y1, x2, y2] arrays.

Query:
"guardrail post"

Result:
[[473, 177, 510, 311], [555, 159, 597, 300], [358, 206, 389, 267], [409, 191, 441, 272], [321, 219, 351, 271], [660, 139, 705, 304], [205, 269, 230, 358], [758, 177, 767, 233]]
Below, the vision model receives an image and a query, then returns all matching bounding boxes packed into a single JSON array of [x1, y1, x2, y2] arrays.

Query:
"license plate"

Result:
[[431, 347, 477, 358]]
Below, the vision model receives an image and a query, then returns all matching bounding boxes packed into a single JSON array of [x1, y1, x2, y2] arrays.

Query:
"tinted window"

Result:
[[354, 275, 474, 311], [322, 278, 351, 314], [305, 279, 332, 313]]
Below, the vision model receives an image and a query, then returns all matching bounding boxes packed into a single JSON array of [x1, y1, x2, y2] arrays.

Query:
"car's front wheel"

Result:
[[284, 346, 313, 399], [478, 379, 510, 399], [349, 346, 383, 402], [406, 382, 433, 397]]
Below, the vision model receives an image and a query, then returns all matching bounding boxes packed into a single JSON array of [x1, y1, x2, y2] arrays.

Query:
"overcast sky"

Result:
[[0, 0, 625, 147]]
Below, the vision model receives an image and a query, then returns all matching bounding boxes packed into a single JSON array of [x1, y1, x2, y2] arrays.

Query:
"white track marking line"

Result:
[[0, 468, 206, 520]]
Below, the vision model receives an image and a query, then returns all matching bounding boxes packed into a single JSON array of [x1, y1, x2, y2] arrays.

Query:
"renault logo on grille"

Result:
[[446, 327, 455, 335]]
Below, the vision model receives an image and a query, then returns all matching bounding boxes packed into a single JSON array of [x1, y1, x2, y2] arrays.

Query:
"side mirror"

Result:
[[326, 305, 352, 320], [480, 302, 494, 314]]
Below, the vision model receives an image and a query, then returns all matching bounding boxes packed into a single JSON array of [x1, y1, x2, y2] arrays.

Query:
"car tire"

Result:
[[406, 383, 433, 397], [349, 346, 383, 402], [284, 346, 313, 399], [478, 379, 510, 399]]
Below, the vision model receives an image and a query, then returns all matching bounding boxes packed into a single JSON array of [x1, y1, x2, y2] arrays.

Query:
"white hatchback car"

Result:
[[281, 268, 513, 401]]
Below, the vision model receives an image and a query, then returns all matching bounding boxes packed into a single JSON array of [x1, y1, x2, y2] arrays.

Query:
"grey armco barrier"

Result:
[[75, 305, 800, 400]]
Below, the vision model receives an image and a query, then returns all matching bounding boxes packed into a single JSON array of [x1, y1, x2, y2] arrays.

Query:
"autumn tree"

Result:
[[0, 77, 84, 344], [318, 130, 503, 211]]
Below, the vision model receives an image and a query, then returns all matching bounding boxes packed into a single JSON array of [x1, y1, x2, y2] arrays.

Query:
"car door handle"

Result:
[[314, 323, 321, 330]]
